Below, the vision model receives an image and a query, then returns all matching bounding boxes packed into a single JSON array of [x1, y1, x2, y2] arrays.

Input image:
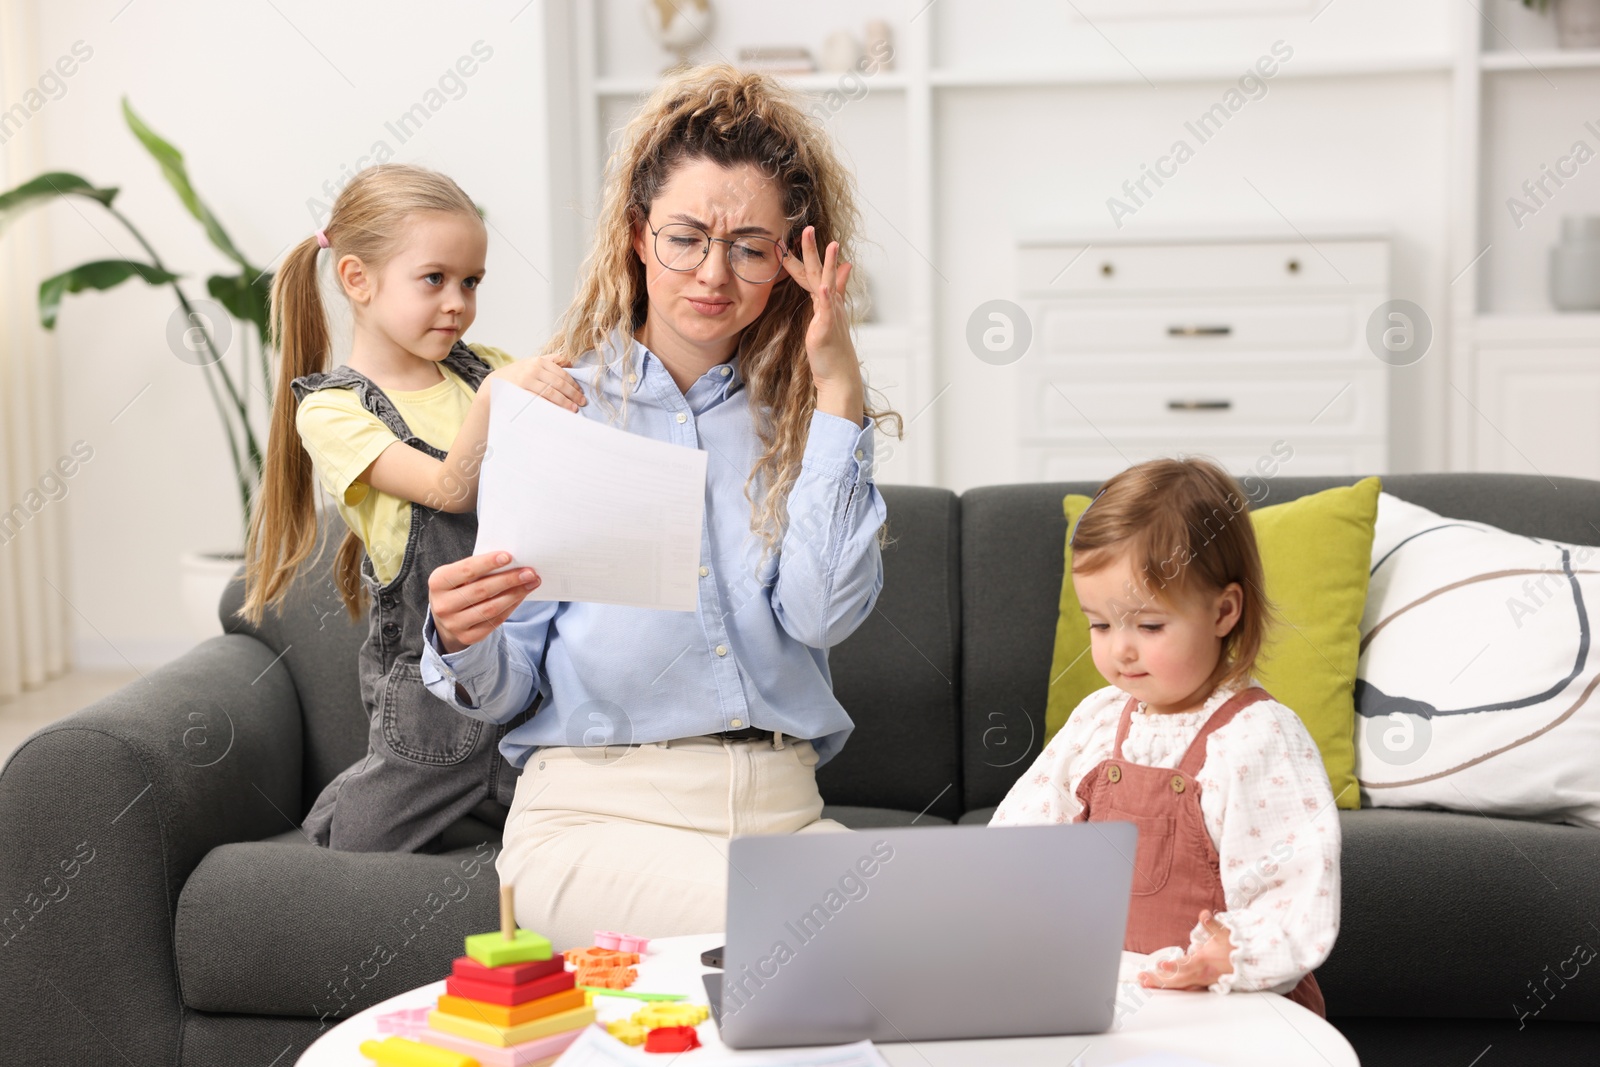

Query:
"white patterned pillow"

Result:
[[1355, 492, 1600, 828]]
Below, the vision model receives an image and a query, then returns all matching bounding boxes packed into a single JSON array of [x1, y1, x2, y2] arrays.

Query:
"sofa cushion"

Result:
[[823, 485, 963, 822], [824, 805, 952, 828], [176, 837, 501, 1018], [1321, 808, 1600, 1022], [220, 531, 369, 817], [1356, 491, 1600, 829]]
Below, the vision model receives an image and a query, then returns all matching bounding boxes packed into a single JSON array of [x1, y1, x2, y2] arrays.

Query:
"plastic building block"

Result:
[[565, 946, 639, 970], [358, 1036, 477, 1067], [594, 930, 651, 954], [436, 988, 587, 1027], [643, 1025, 701, 1052], [452, 954, 565, 985], [578, 988, 687, 1002], [631, 1002, 710, 1029], [414, 1025, 586, 1067], [605, 1019, 650, 1046], [445, 969, 575, 1007], [374, 1006, 432, 1036], [465, 928, 552, 968], [427, 1004, 596, 1048], [575, 965, 636, 989]]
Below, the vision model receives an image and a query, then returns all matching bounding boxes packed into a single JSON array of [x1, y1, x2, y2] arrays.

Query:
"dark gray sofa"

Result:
[[3, 475, 1598, 1065]]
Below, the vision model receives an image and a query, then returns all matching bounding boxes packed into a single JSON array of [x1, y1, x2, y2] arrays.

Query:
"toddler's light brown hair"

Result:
[[1070, 456, 1275, 692]]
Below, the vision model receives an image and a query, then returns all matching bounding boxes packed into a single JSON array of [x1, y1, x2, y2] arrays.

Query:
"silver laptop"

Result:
[[705, 822, 1135, 1049]]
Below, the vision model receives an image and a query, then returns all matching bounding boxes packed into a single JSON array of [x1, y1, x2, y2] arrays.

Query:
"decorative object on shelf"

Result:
[[1550, 215, 1600, 311], [642, 0, 714, 73], [856, 265, 878, 323], [863, 20, 894, 70], [1521, 0, 1600, 49], [820, 30, 863, 74], [737, 45, 816, 75]]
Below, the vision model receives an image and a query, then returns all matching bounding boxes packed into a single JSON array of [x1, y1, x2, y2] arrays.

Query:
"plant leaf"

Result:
[[208, 270, 273, 348], [0, 172, 118, 227], [121, 97, 250, 270], [38, 259, 180, 330]]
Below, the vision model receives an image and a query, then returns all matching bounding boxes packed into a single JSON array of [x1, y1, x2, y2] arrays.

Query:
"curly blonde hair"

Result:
[[544, 64, 902, 557]]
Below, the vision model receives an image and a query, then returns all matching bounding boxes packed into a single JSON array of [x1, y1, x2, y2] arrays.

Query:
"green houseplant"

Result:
[[0, 97, 276, 636]]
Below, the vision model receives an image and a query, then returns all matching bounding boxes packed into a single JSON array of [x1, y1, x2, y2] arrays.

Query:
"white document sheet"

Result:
[[473, 378, 709, 611]]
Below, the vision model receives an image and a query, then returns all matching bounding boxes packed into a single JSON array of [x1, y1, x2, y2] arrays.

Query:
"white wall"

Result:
[[24, 0, 557, 667]]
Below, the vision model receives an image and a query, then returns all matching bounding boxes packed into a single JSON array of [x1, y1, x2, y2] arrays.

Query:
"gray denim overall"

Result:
[[292, 342, 527, 852]]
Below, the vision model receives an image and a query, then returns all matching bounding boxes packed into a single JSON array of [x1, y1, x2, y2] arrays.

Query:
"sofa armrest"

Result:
[[0, 633, 304, 1064]]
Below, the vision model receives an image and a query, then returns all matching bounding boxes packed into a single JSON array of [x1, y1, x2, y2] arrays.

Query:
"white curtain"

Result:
[[0, 0, 71, 699]]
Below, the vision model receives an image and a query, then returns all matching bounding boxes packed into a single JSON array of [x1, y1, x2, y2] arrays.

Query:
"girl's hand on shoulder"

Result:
[[490, 357, 586, 413], [781, 225, 863, 417], [1136, 910, 1235, 992]]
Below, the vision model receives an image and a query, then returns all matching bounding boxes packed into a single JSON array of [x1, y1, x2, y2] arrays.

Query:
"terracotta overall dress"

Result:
[[1073, 686, 1326, 1017]]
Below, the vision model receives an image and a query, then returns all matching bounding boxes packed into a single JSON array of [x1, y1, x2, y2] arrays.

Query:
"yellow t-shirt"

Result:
[[295, 343, 516, 585]]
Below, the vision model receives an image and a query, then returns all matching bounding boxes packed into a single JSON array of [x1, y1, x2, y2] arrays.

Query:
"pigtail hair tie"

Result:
[[315, 229, 330, 249]]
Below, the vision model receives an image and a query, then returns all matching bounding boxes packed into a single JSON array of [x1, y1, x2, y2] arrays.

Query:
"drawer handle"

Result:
[[1167, 399, 1233, 411], [1167, 325, 1232, 337]]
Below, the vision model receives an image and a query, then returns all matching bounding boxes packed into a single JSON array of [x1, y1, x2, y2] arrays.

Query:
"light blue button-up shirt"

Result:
[[418, 333, 884, 767]]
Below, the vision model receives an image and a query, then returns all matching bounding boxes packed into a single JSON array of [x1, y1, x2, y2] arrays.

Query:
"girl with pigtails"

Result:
[[242, 163, 579, 853]]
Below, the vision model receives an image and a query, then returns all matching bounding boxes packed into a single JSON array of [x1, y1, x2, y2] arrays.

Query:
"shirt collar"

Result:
[[624, 332, 745, 399]]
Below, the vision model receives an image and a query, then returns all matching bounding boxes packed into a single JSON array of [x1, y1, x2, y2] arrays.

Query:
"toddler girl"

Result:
[[992, 457, 1339, 1016], [242, 163, 578, 852]]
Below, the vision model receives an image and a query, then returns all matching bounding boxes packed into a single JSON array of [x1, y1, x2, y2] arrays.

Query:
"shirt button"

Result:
[[721, 367, 731, 377], [699, 566, 710, 577], [715, 644, 728, 657], [676, 412, 688, 424], [730, 718, 743, 728], [627, 373, 637, 384], [854, 448, 865, 460]]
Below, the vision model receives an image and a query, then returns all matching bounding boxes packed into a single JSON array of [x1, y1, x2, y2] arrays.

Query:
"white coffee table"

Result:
[[298, 932, 1358, 1066]]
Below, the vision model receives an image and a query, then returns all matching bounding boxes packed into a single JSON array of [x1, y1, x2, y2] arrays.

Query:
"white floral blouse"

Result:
[[990, 679, 1342, 995]]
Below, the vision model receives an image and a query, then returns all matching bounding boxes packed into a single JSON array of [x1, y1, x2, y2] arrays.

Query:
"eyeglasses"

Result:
[[646, 221, 787, 284]]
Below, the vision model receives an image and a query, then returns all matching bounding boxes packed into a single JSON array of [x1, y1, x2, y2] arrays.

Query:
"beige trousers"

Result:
[[497, 735, 848, 951]]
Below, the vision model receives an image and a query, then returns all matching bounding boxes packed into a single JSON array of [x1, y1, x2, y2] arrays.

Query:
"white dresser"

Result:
[[1014, 229, 1391, 483]]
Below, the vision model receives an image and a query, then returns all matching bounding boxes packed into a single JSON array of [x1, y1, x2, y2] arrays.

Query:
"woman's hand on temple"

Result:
[[1135, 910, 1236, 992], [781, 225, 863, 424], [429, 551, 541, 654], [491, 357, 587, 413]]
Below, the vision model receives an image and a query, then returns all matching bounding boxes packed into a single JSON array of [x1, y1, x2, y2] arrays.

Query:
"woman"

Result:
[[419, 65, 901, 949]]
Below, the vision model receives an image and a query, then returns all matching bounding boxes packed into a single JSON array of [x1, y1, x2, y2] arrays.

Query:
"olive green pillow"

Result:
[[1043, 477, 1381, 810]]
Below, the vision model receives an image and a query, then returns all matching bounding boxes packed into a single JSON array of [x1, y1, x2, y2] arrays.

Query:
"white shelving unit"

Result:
[[1450, 5, 1600, 477], [1014, 227, 1391, 482]]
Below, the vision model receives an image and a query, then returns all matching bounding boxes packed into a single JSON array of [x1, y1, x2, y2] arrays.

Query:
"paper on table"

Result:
[[551, 1024, 890, 1065], [474, 378, 710, 611]]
